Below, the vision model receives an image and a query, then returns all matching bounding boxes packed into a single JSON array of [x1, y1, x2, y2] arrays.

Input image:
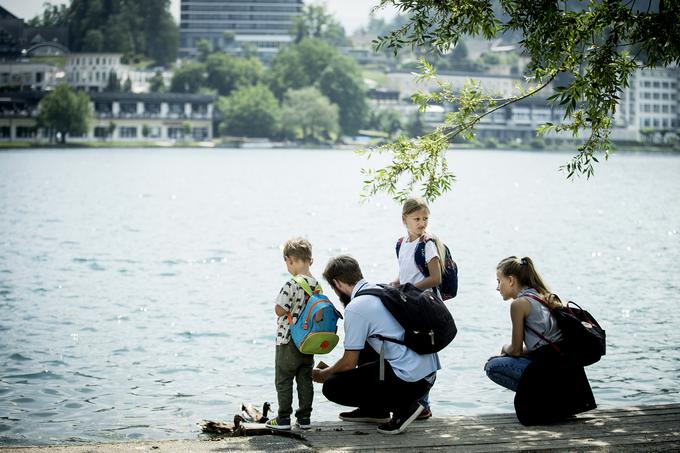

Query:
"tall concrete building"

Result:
[[179, 0, 303, 60]]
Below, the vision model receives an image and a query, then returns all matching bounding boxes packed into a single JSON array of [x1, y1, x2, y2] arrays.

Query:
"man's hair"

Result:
[[323, 255, 363, 286], [283, 237, 312, 262]]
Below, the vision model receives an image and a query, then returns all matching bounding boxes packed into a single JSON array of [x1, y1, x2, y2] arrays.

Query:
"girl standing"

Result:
[[392, 197, 446, 419], [392, 197, 445, 293]]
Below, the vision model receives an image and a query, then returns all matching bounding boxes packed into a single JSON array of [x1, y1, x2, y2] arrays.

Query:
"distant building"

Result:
[[614, 66, 679, 142], [179, 0, 303, 60], [66, 53, 172, 93], [0, 61, 65, 92], [376, 66, 680, 144], [0, 91, 215, 142], [0, 6, 68, 59]]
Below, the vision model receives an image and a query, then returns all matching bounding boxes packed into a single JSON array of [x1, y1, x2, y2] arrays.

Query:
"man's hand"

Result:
[[312, 368, 327, 383]]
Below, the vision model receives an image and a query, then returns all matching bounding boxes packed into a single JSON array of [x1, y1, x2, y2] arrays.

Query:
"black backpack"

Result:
[[356, 283, 457, 354], [524, 293, 606, 367]]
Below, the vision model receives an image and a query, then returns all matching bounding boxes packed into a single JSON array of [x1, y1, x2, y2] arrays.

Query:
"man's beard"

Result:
[[338, 291, 351, 307]]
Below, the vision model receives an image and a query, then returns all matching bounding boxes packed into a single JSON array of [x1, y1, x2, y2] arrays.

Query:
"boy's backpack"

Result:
[[288, 275, 342, 355], [524, 293, 606, 367], [396, 234, 459, 300], [356, 283, 457, 354]]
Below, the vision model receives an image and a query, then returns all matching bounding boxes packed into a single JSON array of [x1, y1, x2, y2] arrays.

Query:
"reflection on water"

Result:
[[1, 148, 679, 444]]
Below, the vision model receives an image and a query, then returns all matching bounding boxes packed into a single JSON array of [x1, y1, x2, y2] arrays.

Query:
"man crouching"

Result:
[[312, 255, 440, 434]]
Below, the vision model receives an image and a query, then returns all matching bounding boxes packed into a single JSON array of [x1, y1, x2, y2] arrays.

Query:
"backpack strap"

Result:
[[288, 276, 322, 325], [291, 275, 322, 297], [414, 238, 430, 277], [356, 287, 407, 381], [522, 293, 564, 357], [395, 237, 404, 257]]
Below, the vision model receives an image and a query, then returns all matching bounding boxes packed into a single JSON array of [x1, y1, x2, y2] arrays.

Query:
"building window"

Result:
[[192, 127, 208, 140], [147, 126, 161, 138], [0, 126, 10, 138], [144, 103, 161, 115], [119, 126, 137, 138], [119, 102, 137, 116], [94, 126, 108, 138], [168, 127, 184, 139], [16, 126, 36, 138]]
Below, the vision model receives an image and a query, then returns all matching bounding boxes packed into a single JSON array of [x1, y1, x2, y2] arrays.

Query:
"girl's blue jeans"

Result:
[[484, 355, 532, 392]]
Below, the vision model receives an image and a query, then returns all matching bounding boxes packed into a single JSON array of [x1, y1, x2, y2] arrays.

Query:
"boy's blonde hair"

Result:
[[283, 237, 313, 262]]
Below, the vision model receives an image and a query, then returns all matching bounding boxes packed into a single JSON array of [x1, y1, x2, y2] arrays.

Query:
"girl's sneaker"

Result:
[[265, 416, 291, 431], [296, 418, 311, 430]]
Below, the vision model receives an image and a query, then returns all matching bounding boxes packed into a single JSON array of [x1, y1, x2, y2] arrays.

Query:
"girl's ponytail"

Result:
[[497, 256, 562, 308]]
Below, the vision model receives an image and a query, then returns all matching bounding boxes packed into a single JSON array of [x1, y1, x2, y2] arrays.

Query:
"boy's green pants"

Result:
[[275, 341, 314, 420]]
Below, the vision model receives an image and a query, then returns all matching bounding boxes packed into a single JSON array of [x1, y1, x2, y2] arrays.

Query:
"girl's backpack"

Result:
[[396, 234, 459, 300], [523, 293, 606, 367], [288, 275, 342, 355]]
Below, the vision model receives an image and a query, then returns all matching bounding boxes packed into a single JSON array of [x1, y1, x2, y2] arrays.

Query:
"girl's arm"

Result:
[[414, 257, 442, 290], [275, 305, 288, 316], [501, 298, 531, 356]]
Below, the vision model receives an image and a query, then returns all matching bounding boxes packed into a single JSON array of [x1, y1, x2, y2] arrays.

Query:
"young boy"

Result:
[[265, 237, 317, 430]]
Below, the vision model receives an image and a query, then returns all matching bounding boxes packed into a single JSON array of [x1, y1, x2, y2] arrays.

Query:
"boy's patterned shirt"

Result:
[[275, 275, 318, 345]]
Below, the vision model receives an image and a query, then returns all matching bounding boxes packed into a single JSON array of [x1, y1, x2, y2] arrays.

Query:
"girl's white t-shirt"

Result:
[[398, 236, 439, 285]]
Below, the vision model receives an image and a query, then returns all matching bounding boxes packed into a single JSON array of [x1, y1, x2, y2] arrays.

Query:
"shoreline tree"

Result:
[[37, 84, 92, 144], [360, 0, 680, 202]]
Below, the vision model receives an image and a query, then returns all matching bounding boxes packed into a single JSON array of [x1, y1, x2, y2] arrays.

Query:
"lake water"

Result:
[[1, 148, 679, 445]]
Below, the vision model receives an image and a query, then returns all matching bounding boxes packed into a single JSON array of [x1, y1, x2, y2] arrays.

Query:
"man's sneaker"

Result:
[[295, 418, 311, 430], [417, 407, 432, 420], [265, 416, 291, 431], [377, 402, 424, 435], [339, 408, 390, 424]]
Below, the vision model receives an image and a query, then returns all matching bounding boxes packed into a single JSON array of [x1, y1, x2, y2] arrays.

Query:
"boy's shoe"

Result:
[[295, 418, 311, 430], [265, 416, 291, 431], [339, 408, 390, 424], [377, 402, 424, 435], [417, 407, 433, 420]]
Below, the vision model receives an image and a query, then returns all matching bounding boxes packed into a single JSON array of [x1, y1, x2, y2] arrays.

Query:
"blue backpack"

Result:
[[396, 234, 458, 300], [288, 276, 342, 355]]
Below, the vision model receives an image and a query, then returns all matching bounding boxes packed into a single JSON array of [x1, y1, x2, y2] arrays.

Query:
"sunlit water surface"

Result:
[[0, 148, 679, 444]]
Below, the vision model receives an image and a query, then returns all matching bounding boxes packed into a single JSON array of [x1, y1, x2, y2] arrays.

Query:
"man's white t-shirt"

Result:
[[343, 279, 441, 382], [398, 236, 439, 285]]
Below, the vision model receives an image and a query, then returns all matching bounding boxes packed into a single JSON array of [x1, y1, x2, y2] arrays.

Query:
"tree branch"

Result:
[[436, 72, 558, 144]]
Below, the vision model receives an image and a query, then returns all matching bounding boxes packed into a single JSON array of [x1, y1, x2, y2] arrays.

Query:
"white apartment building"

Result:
[[0, 61, 65, 91], [66, 53, 172, 93], [179, 0, 303, 60], [614, 66, 679, 142], [383, 71, 540, 101], [0, 91, 215, 142]]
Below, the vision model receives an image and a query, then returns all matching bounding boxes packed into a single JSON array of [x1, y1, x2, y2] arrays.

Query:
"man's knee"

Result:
[[322, 374, 341, 402]]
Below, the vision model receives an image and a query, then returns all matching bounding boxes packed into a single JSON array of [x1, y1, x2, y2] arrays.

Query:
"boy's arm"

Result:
[[274, 280, 294, 316]]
